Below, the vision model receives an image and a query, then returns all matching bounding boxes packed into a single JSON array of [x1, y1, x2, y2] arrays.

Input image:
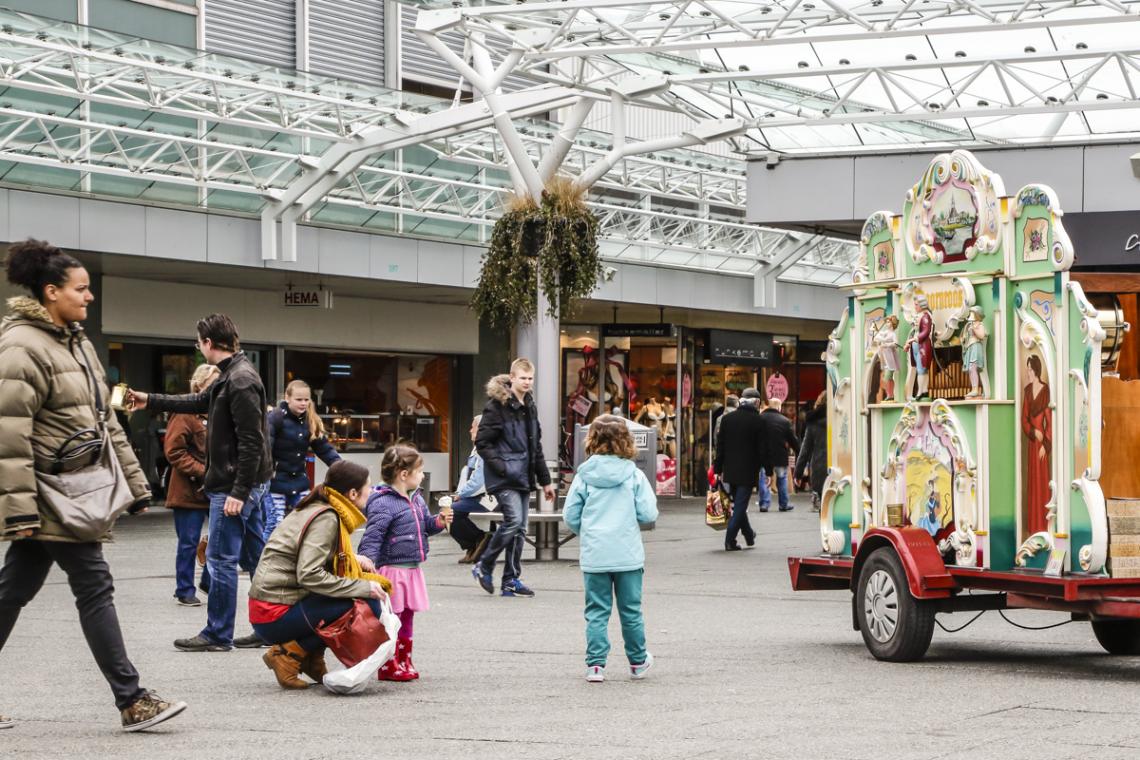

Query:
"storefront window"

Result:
[[284, 350, 452, 454], [560, 325, 601, 471]]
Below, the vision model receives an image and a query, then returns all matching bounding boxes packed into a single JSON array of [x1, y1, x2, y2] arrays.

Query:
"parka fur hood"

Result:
[[485, 373, 513, 403], [3, 295, 67, 336]]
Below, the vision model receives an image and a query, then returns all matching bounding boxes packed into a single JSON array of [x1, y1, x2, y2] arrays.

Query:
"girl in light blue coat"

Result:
[[563, 415, 659, 683]]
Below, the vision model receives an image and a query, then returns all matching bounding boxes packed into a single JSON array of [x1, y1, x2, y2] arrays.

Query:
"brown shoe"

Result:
[[196, 537, 208, 567], [300, 647, 328, 684], [120, 691, 187, 732], [262, 641, 310, 690]]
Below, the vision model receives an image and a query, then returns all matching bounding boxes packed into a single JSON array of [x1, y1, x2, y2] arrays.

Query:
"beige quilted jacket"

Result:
[[0, 297, 149, 541]]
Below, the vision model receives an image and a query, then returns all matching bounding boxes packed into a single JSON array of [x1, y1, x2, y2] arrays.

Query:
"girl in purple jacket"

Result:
[[358, 444, 452, 681]]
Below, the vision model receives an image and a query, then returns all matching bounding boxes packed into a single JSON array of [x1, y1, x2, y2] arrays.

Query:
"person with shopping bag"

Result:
[[248, 461, 392, 690]]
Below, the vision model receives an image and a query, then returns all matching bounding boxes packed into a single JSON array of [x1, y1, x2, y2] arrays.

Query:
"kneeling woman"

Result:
[[248, 461, 391, 689]]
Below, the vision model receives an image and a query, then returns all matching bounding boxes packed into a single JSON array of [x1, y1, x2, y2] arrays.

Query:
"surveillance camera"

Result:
[[765, 152, 780, 170], [603, 266, 618, 282]]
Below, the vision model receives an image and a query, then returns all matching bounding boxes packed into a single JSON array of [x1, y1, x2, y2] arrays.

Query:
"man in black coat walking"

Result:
[[471, 358, 556, 597], [713, 387, 767, 551]]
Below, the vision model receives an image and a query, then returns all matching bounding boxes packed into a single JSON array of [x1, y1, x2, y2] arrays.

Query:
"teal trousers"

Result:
[[583, 569, 647, 667]]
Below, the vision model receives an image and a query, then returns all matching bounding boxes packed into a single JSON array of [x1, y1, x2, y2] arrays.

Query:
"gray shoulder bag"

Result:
[[34, 336, 135, 541]]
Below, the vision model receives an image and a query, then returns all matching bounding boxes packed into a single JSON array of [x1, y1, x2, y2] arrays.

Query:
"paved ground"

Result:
[[3, 493, 1140, 759]]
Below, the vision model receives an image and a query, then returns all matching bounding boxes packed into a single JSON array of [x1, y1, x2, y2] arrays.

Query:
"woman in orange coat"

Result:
[[164, 364, 219, 606]]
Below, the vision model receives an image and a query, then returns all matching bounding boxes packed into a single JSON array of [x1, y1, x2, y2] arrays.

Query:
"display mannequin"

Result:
[[662, 397, 677, 458], [636, 397, 674, 456]]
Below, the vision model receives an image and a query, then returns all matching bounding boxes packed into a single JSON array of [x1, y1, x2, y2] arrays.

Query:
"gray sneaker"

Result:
[[585, 665, 605, 683], [120, 691, 187, 733]]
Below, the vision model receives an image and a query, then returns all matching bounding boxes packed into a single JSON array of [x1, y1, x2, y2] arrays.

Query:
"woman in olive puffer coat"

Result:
[[0, 239, 186, 733]]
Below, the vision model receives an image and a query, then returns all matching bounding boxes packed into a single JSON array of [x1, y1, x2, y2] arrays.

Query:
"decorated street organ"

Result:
[[791, 150, 1140, 662]]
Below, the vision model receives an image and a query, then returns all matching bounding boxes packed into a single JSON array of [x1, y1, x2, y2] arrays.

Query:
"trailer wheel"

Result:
[[856, 547, 936, 662], [1091, 620, 1140, 655]]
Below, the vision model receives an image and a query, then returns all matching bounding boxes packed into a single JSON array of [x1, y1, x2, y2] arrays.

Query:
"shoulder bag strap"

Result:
[[70, 333, 106, 432], [294, 505, 338, 562]]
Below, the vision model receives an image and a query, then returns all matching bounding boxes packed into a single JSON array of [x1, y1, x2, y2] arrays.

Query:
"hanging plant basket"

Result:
[[471, 176, 602, 328]]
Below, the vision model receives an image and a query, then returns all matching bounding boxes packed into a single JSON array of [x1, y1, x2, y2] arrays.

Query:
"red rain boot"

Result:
[[398, 638, 419, 680], [377, 641, 414, 682]]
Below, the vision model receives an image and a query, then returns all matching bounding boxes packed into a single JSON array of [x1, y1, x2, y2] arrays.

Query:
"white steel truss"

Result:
[[0, 7, 856, 278], [409, 0, 1140, 153]]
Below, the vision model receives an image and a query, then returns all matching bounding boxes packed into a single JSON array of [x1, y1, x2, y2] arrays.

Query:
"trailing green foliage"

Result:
[[471, 179, 602, 328]]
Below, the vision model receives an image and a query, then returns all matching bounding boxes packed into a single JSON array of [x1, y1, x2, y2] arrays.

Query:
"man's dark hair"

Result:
[[196, 313, 239, 353]]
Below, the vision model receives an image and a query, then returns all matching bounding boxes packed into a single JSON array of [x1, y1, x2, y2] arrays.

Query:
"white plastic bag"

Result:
[[321, 598, 401, 695]]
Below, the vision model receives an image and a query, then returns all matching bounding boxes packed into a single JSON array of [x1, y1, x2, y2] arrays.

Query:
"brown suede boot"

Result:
[[300, 647, 328, 684], [263, 641, 310, 690]]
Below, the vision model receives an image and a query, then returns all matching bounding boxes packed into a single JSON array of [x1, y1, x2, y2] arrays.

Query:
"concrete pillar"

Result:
[[515, 285, 560, 507]]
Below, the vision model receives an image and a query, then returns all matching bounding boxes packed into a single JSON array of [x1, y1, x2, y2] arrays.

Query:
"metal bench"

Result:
[[465, 510, 576, 561]]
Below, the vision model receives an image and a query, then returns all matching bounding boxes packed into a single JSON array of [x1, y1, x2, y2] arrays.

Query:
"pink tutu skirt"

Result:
[[378, 565, 430, 613]]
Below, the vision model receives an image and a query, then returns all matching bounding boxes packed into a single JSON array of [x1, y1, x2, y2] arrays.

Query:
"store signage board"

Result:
[[708, 329, 773, 366], [604, 323, 674, 338], [283, 288, 333, 309], [1063, 211, 1140, 267]]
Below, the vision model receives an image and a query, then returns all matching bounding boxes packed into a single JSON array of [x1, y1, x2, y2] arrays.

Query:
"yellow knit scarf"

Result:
[[324, 488, 391, 592]]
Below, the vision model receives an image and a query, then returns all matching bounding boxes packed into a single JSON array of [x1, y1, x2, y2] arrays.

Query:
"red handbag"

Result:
[[315, 599, 389, 668]]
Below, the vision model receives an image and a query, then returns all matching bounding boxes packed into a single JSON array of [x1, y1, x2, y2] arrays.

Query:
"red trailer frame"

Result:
[[789, 527, 1140, 661]]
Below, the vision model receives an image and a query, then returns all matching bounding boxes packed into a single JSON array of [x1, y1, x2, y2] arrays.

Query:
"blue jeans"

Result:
[[202, 483, 268, 646], [476, 489, 528, 587], [252, 593, 381, 652], [172, 508, 210, 599], [583, 569, 646, 667], [263, 491, 305, 541], [759, 466, 790, 510], [726, 483, 756, 547]]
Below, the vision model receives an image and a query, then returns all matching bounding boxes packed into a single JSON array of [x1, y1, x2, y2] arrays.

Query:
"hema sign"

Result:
[[283, 287, 333, 308]]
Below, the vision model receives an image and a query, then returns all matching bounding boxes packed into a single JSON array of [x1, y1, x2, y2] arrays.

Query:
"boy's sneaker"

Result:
[[630, 652, 654, 680], [501, 579, 535, 597], [120, 691, 187, 733], [472, 566, 494, 594], [585, 665, 605, 683]]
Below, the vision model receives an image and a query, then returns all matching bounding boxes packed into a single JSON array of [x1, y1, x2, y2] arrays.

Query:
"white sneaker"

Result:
[[585, 665, 605, 683], [0, 714, 13, 730], [630, 652, 654, 680]]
